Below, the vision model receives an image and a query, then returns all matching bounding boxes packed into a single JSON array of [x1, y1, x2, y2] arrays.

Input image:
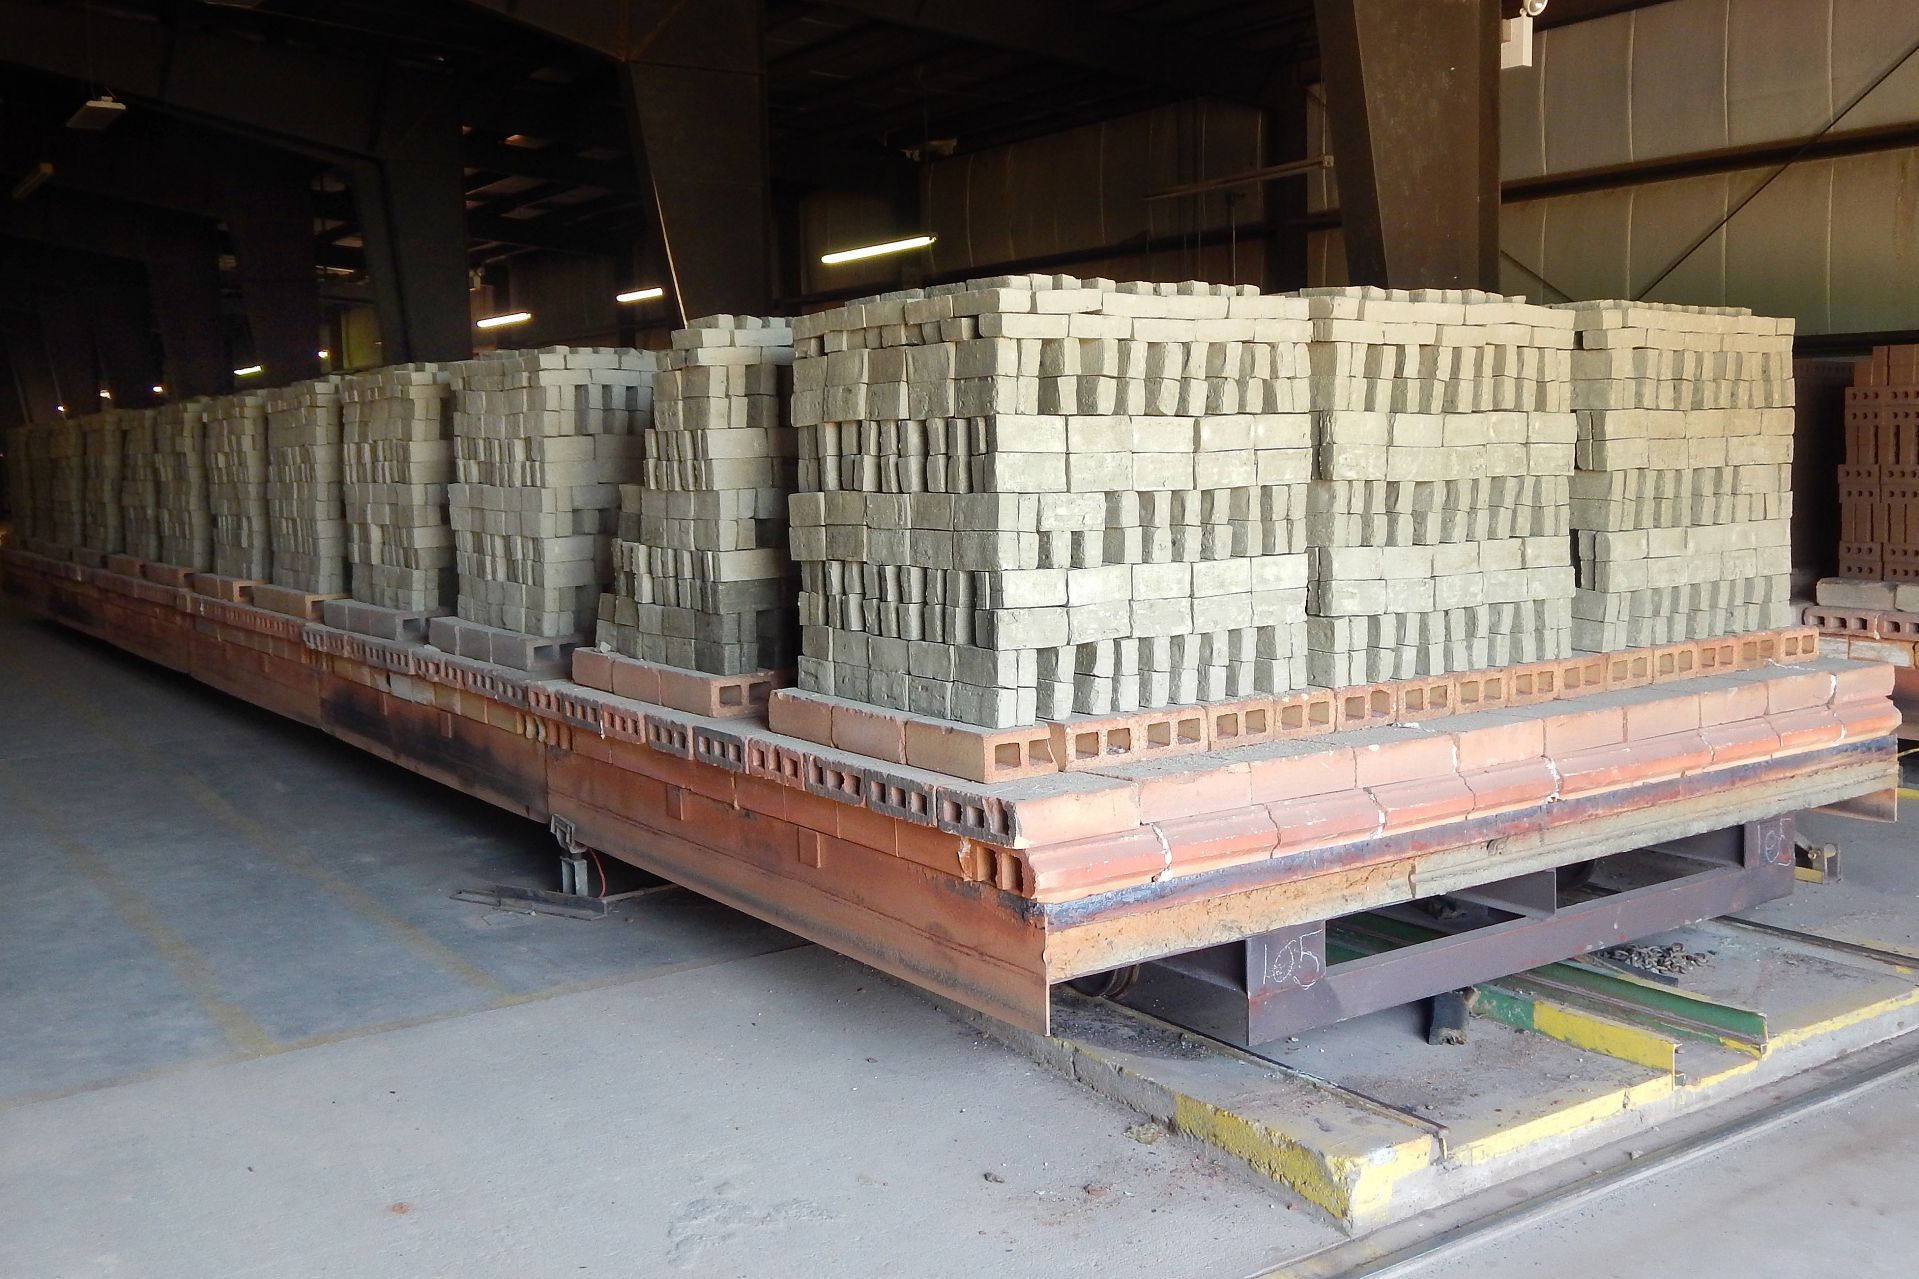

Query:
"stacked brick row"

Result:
[[119, 408, 161, 561], [205, 392, 272, 581], [80, 412, 123, 555], [790, 275, 1314, 729], [1562, 302, 1795, 649], [449, 347, 660, 637], [601, 316, 797, 674], [1837, 342, 1919, 580], [3, 426, 32, 539], [153, 399, 212, 570], [265, 378, 347, 594], [39, 419, 85, 550], [342, 364, 456, 614], [1301, 287, 1575, 686]]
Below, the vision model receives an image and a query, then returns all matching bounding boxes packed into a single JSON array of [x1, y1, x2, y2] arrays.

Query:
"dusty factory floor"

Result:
[[5, 596, 1919, 1278]]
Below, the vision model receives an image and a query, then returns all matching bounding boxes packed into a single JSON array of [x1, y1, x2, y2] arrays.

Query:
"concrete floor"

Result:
[[7, 595, 1919, 1278], [0, 602, 1341, 1277]]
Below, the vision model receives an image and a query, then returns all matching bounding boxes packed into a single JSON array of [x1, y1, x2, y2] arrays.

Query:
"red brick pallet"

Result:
[[6, 545, 1898, 1034]]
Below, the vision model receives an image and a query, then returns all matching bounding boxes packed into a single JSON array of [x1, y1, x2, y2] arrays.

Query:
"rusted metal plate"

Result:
[[549, 746, 1051, 1033], [321, 679, 550, 821]]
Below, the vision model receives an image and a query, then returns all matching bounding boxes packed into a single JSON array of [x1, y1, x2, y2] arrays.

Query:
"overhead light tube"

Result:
[[819, 233, 936, 265], [234, 365, 263, 377], [475, 311, 532, 329], [615, 287, 664, 303]]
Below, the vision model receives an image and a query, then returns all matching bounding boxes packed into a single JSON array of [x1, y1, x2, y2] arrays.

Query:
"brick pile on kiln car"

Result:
[[39, 417, 85, 551], [264, 378, 348, 595], [2, 425, 31, 542], [153, 398, 212, 570], [788, 275, 1314, 730], [447, 347, 662, 640], [79, 411, 124, 557], [1300, 286, 1576, 687], [1561, 301, 1795, 650], [340, 363, 457, 616], [598, 315, 797, 675], [118, 408, 160, 561], [205, 391, 272, 581]]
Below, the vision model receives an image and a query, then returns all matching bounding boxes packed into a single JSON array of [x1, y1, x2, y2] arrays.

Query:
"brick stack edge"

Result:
[[40, 418, 84, 551], [341, 364, 457, 615], [599, 315, 797, 674], [448, 347, 662, 639], [1833, 342, 1919, 582], [265, 377, 348, 595], [789, 276, 1314, 729], [1564, 301, 1795, 649], [206, 391, 272, 581], [119, 408, 161, 561], [3, 424, 32, 542], [153, 398, 213, 571], [80, 411, 123, 557]]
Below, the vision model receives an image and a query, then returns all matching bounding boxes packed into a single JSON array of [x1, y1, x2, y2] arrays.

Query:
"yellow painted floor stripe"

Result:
[[0, 770, 275, 1056], [14, 655, 509, 997]]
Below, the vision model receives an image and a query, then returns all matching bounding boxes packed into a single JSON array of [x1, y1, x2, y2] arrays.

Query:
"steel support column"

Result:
[[619, 0, 773, 319], [91, 278, 164, 408], [1313, 0, 1501, 290], [35, 288, 99, 414], [139, 231, 227, 400], [350, 70, 473, 365], [0, 313, 61, 425], [224, 157, 323, 386]]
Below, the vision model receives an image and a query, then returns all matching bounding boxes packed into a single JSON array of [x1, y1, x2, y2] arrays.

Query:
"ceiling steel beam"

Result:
[[821, 0, 1281, 106], [466, 0, 774, 317]]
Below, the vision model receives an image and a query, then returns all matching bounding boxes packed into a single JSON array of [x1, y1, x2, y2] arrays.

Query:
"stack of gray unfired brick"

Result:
[[153, 399, 212, 569], [40, 419, 85, 550], [601, 316, 796, 674], [205, 391, 272, 580], [80, 411, 123, 555], [3, 426, 32, 541], [120, 408, 161, 560], [265, 377, 348, 594], [789, 274, 1313, 729], [1561, 301, 1795, 649], [1301, 287, 1575, 686], [342, 364, 456, 614], [448, 347, 660, 638]]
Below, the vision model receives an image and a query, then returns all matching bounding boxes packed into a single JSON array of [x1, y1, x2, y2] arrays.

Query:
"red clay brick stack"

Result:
[[1840, 343, 1919, 580]]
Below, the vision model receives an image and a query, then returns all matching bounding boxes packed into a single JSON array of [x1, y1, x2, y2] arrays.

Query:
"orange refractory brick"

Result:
[[1237, 740, 1359, 805], [1368, 774, 1475, 831], [1461, 759, 1559, 816], [1269, 789, 1385, 853], [1024, 828, 1166, 901], [1450, 712, 1547, 772], [1346, 729, 1458, 789], [1157, 808, 1280, 875]]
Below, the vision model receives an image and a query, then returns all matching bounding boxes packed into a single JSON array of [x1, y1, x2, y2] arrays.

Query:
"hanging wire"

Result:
[[1633, 29, 1919, 301]]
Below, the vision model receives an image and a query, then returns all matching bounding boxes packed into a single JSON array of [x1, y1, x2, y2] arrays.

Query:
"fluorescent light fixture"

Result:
[[615, 286, 664, 304], [234, 365, 264, 377], [476, 311, 532, 330], [819, 233, 936, 265], [11, 161, 52, 202], [151, 385, 165, 395], [98, 389, 112, 400], [67, 96, 127, 130], [317, 349, 330, 359]]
